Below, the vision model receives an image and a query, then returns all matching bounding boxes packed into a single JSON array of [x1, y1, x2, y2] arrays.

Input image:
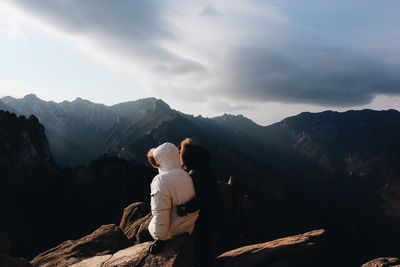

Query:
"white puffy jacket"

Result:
[[148, 143, 199, 240]]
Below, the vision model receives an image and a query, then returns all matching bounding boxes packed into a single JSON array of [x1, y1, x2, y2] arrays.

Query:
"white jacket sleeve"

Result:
[[149, 178, 172, 240]]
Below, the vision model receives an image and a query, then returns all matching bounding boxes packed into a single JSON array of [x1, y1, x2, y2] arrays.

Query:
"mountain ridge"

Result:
[[2, 95, 400, 186]]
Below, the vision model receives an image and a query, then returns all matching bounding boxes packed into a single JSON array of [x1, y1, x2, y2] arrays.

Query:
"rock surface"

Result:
[[30, 224, 130, 267], [362, 257, 400, 267], [214, 229, 326, 267], [119, 202, 153, 244], [70, 234, 194, 267], [30, 199, 325, 267]]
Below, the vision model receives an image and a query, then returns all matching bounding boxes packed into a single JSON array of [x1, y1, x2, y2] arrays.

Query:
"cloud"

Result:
[[1, 0, 400, 110], [7, 0, 171, 40], [219, 45, 400, 106], [1, 0, 207, 77]]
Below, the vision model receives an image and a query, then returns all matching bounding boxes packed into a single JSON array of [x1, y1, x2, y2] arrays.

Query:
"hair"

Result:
[[179, 138, 193, 166], [180, 138, 192, 149], [179, 137, 212, 167], [147, 148, 159, 168]]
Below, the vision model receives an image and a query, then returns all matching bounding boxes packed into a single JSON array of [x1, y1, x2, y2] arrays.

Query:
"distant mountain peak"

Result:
[[23, 94, 40, 101], [111, 97, 173, 116], [152, 98, 171, 109], [214, 113, 259, 126], [137, 97, 169, 107], [141, 96, 158, 102], [222, 113, 245, 119], [215, 113, 244, 120], [1, 96, 18, 103], [73, 97, 84, 102], [72, 97, 93, 104]]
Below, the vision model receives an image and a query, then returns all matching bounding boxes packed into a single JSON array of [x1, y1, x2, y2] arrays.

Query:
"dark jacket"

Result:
[[180, 144, 218, 217], [180, 143, 218, 266]]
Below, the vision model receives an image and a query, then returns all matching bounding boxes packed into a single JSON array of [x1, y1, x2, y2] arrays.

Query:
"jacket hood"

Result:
[[153, 142, 181, 172], [180, 143, 211, 169]]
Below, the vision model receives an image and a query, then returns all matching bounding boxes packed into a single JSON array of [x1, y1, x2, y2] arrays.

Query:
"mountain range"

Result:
[[1, 94, 400, 265], [2, 95, 400, 195], [1, 95, 272, 170]]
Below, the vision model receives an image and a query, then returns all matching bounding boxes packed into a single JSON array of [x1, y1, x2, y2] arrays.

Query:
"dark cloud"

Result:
[[12, 0, 172, 40], [222, 46, 400, 106]]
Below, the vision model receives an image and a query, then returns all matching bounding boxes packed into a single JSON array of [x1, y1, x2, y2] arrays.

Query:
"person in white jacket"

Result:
[[146, 142, 199, 253]]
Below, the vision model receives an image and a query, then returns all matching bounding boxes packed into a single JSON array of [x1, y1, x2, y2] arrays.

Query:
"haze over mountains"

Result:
[[1, 94, 400, 265]]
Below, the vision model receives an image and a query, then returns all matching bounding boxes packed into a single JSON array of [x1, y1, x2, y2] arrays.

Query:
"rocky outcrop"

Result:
[[33, 213, 324, 267], [0, 111, 62, 257], [63, 226, 325, 267], [214, 229, 326, 267], [0, 111, 54, 184], [70, 234, 194, 267], [29, 212, 193, 267], [30, 224, 130, 267], [362, 257, 400, 267], [119, 202, 153, 244], [30, 194, 325, 267], [0, 110, 55, 217]]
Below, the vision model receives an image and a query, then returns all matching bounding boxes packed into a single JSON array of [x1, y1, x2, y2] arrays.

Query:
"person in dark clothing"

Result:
[[178, 138, 219, 267]]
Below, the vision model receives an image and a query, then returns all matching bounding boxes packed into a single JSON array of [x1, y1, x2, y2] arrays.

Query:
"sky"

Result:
[[0, 0, 400, 125]]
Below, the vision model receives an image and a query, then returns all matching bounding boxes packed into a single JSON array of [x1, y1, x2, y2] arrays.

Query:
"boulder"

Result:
[[214, 229, 326, 267], [70, 233, 194, 267], [0, 254, 33, 267], [30, 224, 130, 267], [362, 257, 400, 267], [119, 202, 153, 244]]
